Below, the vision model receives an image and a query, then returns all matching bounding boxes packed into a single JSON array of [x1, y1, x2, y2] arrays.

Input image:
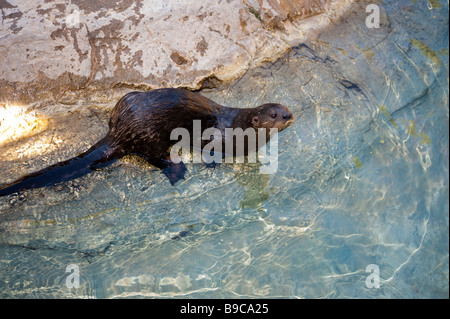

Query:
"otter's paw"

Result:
[[161, 162, 187, 186]]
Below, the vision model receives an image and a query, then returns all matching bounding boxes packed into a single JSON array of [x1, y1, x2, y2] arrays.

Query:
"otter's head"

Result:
[[251, 103, 294, 132]]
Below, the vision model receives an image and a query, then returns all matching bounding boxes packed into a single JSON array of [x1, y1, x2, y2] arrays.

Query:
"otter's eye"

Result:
[[270, 113, 277, 119]]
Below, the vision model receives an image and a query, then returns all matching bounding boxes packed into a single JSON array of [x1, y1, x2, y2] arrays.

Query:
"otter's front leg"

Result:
[[161, 160, 187, 185]]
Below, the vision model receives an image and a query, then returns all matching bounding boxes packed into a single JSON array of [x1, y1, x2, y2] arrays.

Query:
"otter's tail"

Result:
[[0, 138, 117, 197]]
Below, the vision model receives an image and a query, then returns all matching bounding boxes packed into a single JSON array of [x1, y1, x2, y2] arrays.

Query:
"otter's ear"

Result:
[[252, 116, 259, 127]]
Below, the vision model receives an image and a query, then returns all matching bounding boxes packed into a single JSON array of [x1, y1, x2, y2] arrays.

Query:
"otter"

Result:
[[0, 88, 293, 197]]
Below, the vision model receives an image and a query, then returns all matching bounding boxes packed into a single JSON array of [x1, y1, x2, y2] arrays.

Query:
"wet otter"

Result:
[[0, 88, 293, 196]]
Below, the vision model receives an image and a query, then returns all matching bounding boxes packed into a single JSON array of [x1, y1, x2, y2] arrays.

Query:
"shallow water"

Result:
[[0, 0, 448, 298]]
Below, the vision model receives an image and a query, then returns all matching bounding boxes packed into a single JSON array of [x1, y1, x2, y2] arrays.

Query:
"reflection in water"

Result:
[[0, 0, 448, 298], [236, 167, 270, 209]]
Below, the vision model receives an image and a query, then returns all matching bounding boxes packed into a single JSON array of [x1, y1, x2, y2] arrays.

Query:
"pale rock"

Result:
[[0, 0, 354, 108]]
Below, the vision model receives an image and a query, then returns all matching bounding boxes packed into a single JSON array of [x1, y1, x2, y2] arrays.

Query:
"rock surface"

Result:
[[0, 0, 354, 107]]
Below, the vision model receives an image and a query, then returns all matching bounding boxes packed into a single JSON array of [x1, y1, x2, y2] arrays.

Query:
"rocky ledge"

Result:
[[0, 0, 354, 106]]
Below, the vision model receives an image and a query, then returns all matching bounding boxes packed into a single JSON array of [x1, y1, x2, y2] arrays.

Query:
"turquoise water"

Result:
[[0, 0, 448, 298]]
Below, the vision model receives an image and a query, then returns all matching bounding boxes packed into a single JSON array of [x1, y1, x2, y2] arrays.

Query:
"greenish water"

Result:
[[0, 0, 448, 298]]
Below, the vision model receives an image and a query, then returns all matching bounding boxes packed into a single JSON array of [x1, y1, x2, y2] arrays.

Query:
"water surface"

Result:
[[0, 0, 448, 298]]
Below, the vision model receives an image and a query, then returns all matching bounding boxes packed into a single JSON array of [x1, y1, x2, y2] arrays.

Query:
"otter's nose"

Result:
[[282, 113, 292, 120]]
